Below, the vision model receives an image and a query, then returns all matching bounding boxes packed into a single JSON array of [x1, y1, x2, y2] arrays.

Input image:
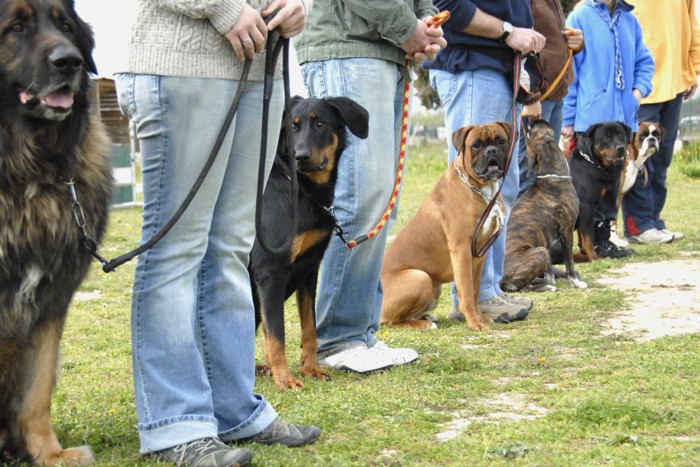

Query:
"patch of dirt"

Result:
[[435, 393, 548, 442], [597, 258, 700, 342]]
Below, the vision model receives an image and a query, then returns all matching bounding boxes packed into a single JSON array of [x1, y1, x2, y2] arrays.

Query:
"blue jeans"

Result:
[[301, 58, 406, 356], [429, 68, 521, 305], [116, 74, 281, 453], [622, 94, 683, 235], [517, 99, 563, 196]]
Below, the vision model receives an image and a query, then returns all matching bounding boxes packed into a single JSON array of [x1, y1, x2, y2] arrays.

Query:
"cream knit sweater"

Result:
[[126, 0, 312, 81]]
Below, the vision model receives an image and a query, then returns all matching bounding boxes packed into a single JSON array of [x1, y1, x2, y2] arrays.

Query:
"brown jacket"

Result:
[[529, 0, 577, 103]]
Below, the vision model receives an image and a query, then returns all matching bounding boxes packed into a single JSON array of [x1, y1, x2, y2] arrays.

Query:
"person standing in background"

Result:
[[293, 1, 446, 374], [621, 0, 700, 244], [116, 1, 320, 465], [425, 0, 545, 324], [561, 0, 655, 259], [517, 0, 584, 196]]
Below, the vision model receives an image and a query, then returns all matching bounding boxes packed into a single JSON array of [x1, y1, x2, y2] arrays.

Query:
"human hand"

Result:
[[563, 27, 584, 52], [633, 88, 643, 105], [522, 101, 541, 120], [264, 0, 306, 38], [400, 19, 447, 62], [225, 3, 268, 61], [683, 83, 698, 100], [562, 125, 574, 139], [505, 27, 546, 55]]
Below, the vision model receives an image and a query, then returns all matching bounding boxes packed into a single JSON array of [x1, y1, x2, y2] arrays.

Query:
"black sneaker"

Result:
[[237, 417, 320, 447], [153, 437, 252, 467], [594, 239, 635, 258]]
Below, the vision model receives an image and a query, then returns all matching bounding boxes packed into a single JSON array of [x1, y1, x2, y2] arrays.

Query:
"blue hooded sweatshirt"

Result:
[[563, 0, 655, 132]]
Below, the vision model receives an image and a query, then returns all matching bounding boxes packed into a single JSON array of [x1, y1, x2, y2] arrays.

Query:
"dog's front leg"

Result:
[[296, 268, 330, 382], [451, 251, 491, 331]]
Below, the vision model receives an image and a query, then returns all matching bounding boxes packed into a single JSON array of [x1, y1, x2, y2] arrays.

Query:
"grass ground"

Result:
[[56, 141, 700, 466]]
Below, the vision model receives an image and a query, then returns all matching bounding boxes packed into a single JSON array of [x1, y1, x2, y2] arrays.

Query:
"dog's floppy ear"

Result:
[[656, 122, 666, 141], [576, 123, 599, 156], [64, 0, 98, 75], [324, 97, 370, 139], [452, 125, 475, 153], [495, 121, 513, 140]]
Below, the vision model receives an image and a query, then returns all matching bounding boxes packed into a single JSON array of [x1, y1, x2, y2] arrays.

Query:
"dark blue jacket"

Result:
[[424, 0, 533, 74]]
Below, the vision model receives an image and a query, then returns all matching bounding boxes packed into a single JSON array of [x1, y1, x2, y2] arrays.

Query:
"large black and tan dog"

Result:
[[0, 0, 112, 464], [501, 120, 586, 292], [380, 123, 510, 331], [568, 121, 631, 261], [249, 96, 369, 389]]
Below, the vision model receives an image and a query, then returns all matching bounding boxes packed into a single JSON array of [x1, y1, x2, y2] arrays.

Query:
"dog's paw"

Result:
[[59, 446, 94, 466], [568, 276, 588, 289], [531, 284, 557, 292]]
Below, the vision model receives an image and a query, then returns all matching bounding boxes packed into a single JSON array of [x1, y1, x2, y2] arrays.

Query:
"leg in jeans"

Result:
[[116, 74, 280, 454], [428, 68, 520, 306], [301, 58, 405, 356], [623, 95, 683, 234]]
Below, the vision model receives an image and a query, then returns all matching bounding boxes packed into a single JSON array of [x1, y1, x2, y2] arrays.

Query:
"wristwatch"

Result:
[[498, 21, 513, 42]]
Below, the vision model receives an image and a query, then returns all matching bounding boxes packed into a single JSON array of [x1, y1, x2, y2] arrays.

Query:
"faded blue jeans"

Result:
[[116, 74, 281, 454], [301, 58, 406, 356], [429, 67, 521, 306]]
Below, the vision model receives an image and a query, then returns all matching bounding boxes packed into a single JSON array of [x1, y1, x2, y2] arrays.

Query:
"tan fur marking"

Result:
[[307, 134, 338, 185], [290, 229, 328, 262]]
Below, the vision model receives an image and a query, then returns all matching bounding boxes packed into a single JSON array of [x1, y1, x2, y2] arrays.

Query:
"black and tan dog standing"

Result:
[[568, 121, 631, 261], [249, 96, 369, 388], [380, 122, 511, 331], [0, 0, 113, 464], [502, 120, 587, 292]]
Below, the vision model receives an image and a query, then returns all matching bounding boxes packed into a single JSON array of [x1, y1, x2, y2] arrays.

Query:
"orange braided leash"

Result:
[[345, 11, 450, 250]]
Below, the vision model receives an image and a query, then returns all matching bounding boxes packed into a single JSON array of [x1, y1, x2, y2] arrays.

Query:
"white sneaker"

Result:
[[369, 340, 418, 365], [627, 228, 674, 244], [661, 229, 684, 240], [317, 345, 395, 374]]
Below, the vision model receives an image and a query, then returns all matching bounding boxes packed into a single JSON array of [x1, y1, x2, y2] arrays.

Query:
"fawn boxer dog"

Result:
[[380, 122, 510, 330], [502, 120, 587, 292]]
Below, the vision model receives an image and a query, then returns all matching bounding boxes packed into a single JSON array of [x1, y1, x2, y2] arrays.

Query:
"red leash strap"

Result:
[[345, 11, 450, 250], [470, 52, 521, 258]]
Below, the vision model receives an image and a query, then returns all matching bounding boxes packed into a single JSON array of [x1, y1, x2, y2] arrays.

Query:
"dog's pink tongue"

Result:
[[42, 89, 74, 109]]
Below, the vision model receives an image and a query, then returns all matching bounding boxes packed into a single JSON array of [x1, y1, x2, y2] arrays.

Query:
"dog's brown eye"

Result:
[[315, 121, 325, 129], [496, 137, 507, 146], [61, 22, 72, 33], [11, 22, 25, 33], [471, 142, 483, 151]]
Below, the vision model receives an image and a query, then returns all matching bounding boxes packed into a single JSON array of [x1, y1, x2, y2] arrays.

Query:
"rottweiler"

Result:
[[502, 120, 587, 292], [249, 96, 369, 388], [568, 121, 631, 261]]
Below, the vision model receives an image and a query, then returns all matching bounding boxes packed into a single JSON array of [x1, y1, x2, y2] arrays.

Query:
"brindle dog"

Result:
[[0, 0, 112, 464], [502, 120, 587, 292]]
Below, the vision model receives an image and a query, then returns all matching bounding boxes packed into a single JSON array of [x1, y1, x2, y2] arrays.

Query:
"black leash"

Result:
[[470, 52, 522, 258], [89, 18, 294, 272]]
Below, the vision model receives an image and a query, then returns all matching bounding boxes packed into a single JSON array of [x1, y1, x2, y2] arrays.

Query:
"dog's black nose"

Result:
[[49, 46, 84, 73], [295, 151, 311, 162], [616, 145, 626, 156], [484, 146, 499, 158]]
